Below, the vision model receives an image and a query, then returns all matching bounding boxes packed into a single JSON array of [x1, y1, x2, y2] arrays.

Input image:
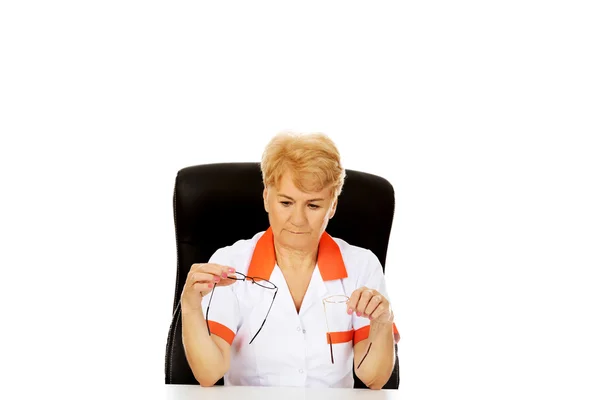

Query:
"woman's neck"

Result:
[[274, 242, 318, 273]]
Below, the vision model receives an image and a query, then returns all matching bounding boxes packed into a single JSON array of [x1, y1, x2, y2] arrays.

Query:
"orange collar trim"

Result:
[[247, 227, 348, 281]]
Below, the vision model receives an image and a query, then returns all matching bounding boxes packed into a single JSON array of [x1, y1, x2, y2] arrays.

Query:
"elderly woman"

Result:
[[180, 132, 400, 389]]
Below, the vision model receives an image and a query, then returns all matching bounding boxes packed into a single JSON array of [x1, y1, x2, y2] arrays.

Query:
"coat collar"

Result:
[[247, 227, 348, 281]]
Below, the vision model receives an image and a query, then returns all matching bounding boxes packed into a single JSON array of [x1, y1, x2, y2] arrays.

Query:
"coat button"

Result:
[[297, 326, 301, 332], [299, 369, 304, 374]]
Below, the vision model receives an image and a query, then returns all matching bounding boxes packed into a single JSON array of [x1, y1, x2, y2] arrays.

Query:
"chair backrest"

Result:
[[165, 162, 399, 388]]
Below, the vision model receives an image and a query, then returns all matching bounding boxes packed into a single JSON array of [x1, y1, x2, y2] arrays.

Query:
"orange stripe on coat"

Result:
[[326, 330, 354, 344], [207, 320, 235, 345], [353, 323, 401, 345]]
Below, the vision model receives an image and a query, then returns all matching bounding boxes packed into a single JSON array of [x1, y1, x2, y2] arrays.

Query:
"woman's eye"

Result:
[[308, 204, 320, 210], [280, 201, 292, 206]]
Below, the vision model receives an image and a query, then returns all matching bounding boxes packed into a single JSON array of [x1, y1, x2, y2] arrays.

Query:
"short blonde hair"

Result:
[[261, 131, 346, 198]]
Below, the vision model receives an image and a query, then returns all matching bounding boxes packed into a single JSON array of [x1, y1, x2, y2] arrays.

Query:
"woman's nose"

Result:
[[290, 205, 307, 226]]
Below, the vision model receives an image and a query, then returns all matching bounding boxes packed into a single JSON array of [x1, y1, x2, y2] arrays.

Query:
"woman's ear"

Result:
[[329, 197, 338, 219], [263, 187, 269, 213]]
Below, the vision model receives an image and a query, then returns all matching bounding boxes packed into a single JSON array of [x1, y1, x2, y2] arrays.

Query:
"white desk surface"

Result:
[[164, 385, 401, 400]]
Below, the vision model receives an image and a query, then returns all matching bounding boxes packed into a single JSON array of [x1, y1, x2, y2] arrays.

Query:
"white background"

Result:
[[1, 1, 599, 399]]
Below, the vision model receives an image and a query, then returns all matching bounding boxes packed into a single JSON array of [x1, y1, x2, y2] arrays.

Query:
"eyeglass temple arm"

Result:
[[205, 286, 217, 335], [249, 288, 278, 344], [357, 341, 372, 369], [329, 334, 334, 364]]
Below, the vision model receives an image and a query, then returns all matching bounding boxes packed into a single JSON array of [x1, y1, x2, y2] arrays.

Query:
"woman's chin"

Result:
[[282, 232, 313, 248]]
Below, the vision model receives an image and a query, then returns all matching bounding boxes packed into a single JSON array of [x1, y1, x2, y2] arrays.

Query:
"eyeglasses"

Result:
[[323, 294, 371, 369], [205, 271, 278, 344]]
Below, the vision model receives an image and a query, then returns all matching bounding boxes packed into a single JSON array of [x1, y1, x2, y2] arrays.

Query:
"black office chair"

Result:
[[165, 162, 399, 389]]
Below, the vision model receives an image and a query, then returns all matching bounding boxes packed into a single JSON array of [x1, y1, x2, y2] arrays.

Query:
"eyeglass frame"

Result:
[[322, 294, 371, 369], [205, 271, 278, 344]]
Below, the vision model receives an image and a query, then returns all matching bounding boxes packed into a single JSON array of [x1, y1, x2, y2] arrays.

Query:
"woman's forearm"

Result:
[[181, 308, 229, 386], [357, 321, 395, 389]]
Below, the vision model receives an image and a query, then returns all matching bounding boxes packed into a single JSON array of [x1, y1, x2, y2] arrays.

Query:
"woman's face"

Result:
[[263, 170, 337, 252]]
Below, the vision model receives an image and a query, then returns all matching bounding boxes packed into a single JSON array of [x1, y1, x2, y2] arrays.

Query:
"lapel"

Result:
[[298, 264, 330, 317]]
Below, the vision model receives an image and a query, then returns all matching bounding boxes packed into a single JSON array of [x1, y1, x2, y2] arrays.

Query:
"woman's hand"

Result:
[[347, 287, 394, 324], [180, 263, 237, 314]]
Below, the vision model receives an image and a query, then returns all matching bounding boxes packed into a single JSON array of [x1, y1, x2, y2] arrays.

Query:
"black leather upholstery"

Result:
[[165, 162, 399, 389]]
